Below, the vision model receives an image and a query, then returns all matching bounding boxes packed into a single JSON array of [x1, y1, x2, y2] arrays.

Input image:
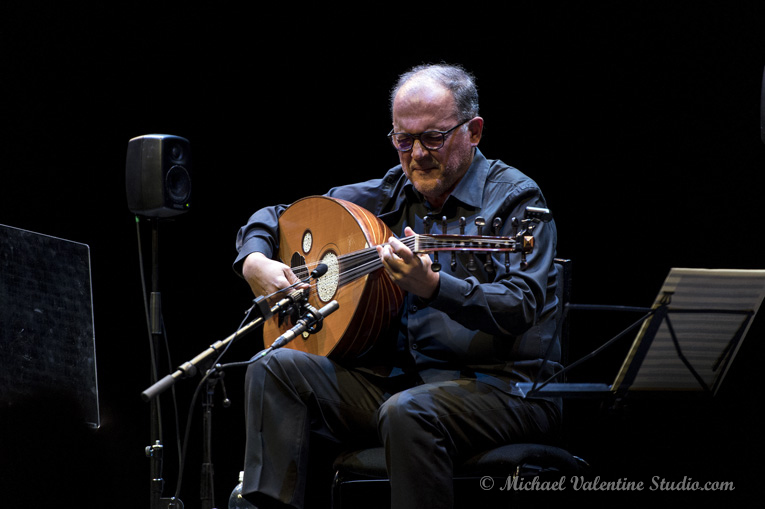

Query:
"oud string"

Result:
[[284, 234, 515, 299], [283, 236, 418, 298]]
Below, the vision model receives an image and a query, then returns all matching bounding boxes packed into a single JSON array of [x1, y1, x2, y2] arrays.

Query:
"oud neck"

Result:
[[409, 233, 516, 253]]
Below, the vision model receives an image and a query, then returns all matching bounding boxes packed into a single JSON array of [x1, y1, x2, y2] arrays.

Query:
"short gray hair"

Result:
[[390, 63, 480, 121]]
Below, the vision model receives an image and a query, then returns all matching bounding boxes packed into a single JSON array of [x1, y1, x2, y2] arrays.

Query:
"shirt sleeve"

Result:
[[233, 204, 286, 276]]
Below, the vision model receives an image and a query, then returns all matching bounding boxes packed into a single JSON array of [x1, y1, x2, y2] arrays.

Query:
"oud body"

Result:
[[262, 196, 404, 360]]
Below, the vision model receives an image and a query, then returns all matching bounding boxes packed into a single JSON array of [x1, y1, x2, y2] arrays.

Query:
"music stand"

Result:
[[519, 268, 765, 398], [613, 268, 765, 395], [0, 224, 100, 428]]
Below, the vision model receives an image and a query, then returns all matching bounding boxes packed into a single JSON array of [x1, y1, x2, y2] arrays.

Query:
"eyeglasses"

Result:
[[387, 118, 471, 152]]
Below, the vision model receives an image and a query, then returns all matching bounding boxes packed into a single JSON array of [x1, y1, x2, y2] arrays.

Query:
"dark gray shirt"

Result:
[[235, 149, 561, 394]]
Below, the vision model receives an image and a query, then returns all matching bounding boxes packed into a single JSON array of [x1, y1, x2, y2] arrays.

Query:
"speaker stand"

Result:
[[144, 218, 184, 509]]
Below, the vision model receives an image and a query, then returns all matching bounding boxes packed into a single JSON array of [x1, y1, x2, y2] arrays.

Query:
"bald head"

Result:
[[390, 64, 479, 122], [392, 78, 457, 127]]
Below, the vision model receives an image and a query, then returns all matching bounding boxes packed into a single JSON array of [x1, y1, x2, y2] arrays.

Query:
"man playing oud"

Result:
[[234, 63, 561, 509]]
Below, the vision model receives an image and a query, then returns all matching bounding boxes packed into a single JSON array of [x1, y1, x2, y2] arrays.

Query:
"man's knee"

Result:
[[377, 388, 439, 438], [246, 348, 311, 382]]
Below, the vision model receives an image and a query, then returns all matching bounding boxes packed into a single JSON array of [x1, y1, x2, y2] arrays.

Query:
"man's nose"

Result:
[[410, 139, 430, 159]]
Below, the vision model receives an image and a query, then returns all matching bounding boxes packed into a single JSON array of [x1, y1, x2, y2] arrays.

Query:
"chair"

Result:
[[330, 259, 588, 508]]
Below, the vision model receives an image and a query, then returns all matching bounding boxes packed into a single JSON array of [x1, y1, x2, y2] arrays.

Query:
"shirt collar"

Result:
[[401, 148, 489, 211], [447, 147, 488, 209]]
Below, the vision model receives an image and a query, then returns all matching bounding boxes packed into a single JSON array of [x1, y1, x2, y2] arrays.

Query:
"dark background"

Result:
[[1, 2, 764, 507]]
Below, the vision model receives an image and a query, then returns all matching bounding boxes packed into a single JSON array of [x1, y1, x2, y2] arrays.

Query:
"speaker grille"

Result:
[[165, 165, 191, 204]]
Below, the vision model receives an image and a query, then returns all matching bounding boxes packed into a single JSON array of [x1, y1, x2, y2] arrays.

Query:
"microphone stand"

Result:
[[200, 369, 228, 509], [143, 263, 330, 400], [142, 289, 332, 508], [198, 297, 339, 508], [141, 289, 306, 401]]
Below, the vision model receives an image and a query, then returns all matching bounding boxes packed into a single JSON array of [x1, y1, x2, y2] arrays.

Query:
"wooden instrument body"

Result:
[[262, 196, 405, 360]]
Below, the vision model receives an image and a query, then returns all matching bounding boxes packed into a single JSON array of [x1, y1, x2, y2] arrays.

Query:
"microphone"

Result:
[[270, 300, 339, 349], [311, 262, 328, 278], [254, 288, 307, 320]]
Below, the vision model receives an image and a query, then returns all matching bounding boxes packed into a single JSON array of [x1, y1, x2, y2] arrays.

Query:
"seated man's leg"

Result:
[[377, 378, 561, 509], [242, 348, 389, 509]]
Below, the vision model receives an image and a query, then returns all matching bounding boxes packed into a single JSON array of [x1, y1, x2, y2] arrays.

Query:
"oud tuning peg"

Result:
[[472, 217, 489, 272], [439, 216, 456, 271], [511, 217, 519, 235], [467, 253, 478, 271], [456, 217, 467, 270], [433, 221, 442, 271], [463, 217, 477, 271], [432, 253, 442, 272], [423, 216, 433, 234], [422, 216, 442, 272], [479, 218, 500, 273], [474, 217, 486, 236], [492, 217, 503, 235]]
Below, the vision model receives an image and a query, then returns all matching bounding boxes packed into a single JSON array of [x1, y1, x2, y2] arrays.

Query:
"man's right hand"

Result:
[[242, 252, 305, 298]]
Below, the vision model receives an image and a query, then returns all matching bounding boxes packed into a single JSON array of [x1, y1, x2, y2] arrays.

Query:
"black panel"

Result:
[[0, 224, 99, 428]]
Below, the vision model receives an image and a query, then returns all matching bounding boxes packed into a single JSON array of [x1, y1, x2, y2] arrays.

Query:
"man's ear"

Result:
[[468, 116, 484, 146]]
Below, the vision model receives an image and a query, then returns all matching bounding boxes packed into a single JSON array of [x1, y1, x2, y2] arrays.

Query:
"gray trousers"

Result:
[[242, 348, 560, 509]]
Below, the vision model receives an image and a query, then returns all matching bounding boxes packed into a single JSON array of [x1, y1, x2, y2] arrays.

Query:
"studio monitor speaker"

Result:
[[126, 134, 191, 218]]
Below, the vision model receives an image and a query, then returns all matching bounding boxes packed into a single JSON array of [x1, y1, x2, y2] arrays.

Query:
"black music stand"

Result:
[[0, 224, 100, 428], [519, 268, 765, 398]]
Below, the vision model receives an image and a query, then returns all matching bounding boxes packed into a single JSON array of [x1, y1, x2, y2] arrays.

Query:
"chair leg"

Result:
[[330, 470, 343, 509]]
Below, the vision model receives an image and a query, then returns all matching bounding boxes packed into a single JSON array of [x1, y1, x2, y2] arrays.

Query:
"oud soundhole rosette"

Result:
[[316, 251, 339, 302], [302, 230, 313, 254]]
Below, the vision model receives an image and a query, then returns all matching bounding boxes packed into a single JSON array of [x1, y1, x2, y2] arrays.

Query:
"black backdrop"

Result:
[[2, 2, 764, 507]]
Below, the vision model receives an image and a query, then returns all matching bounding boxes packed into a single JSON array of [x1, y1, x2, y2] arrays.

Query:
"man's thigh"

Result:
[[377, 377, 560, 458], [246, 349, 394, 442]]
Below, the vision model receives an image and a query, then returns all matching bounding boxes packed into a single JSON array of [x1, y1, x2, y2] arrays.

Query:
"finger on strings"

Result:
[[387, 236, 414, 263]]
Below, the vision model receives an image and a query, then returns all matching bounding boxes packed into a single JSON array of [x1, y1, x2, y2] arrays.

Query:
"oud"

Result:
[[263, 196, 544, 361]]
